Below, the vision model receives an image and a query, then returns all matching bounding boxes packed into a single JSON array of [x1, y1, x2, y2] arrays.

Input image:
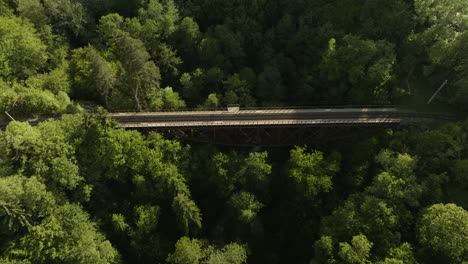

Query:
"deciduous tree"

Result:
[[417, 203, 468, 263]]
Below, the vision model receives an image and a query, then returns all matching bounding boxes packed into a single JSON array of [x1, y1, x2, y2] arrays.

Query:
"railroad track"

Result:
[[109, 108, 456, 128]]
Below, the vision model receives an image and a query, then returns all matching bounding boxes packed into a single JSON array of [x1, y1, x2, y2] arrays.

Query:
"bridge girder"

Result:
[[134, 123, 400, 147]]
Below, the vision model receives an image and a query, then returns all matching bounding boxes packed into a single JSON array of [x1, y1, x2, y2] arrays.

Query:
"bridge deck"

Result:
[[110, 107, 398, 115], [110, 107, 448, 128]]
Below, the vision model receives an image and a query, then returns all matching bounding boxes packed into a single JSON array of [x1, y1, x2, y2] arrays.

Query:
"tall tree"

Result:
[[417, 203, 468, 263], [42, 0, 92, 38], [0, 16, 47, 81], [288, 146, 338, 200], [319, 35, 397, 104], [69, 46, 116, 105], [172, 193, 202, 235], [118, 35, 161, 111], [11, 203, 120, 263]]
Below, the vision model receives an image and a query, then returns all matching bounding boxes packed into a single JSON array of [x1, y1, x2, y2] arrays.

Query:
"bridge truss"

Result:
[[138, 124, 396, 147], [111, 107, 454, 147]]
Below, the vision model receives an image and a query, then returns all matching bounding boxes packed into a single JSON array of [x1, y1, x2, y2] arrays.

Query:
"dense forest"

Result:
[[0, 0, 467, 263]]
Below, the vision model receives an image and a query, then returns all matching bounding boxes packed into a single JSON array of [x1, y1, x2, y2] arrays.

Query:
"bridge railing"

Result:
[[109, 105, 399, 113]]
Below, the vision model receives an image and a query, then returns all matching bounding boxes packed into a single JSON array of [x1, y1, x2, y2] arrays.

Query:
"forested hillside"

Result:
[[1, 0, 467, 113], [0, 0, 467, 263]]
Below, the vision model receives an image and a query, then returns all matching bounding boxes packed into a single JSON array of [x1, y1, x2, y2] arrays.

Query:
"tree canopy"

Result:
[[0, 0, 467, 263]]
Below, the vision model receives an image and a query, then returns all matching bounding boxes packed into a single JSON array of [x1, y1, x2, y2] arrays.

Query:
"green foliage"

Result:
[[409, 0, 468, 110], [0, 201, 32, 233], [203, 243, 247, 264], [0, 175, 55, 224], [0, 258, 31, 264], [384, 243, 417, 264], [3, 120, 84, 196], [97, 13, 126, 41], [322, 193, 400, 253], [167, 237, 203, 264], [0, 84, 76, 117], [375, 150, 416, 179], [366, 171, 422, 210], [358, 0, 414, 42], [16, 0, 49, 28], [12, 203, 120, 263], [171, 16, 201, 70], [320, 150, 427, 258], [111, 213, 129, 232], [115, 35, 161, 111], [26, 65, 70, 94], [452, 159, 468, 186], [42, 0, 92, 37], [0, 16, 47, 81], [2, 86, 57, 116], [319, 35, 396, 103], [256, 64, 284, 104], [312, 234, 376, 264], [338, 234, 373, 264], [417, 203, 468, 263], [180, 67, 224, 105], [69, 46, 116, 104], [240, 152, 271, 198], [228, 192, 263, 224], [172, 193, 202, 235], [288, 146, 338, 199], [135, 0, 182, 77], [208, 151, 272, 200], [151, 87, 186, 110], [313, 236, 335, 264], [199, 93, 220, 109], [0, 2, 13, 16], [0, 1, 467, 263], [168, 238, 247, 264], [134, 204, 160, 236], [414, 0, 468, 66], [38, 25, 70, 71]]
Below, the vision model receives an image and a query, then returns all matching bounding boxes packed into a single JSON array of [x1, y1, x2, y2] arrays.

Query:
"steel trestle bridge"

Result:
[[109, 106, 455, 146]]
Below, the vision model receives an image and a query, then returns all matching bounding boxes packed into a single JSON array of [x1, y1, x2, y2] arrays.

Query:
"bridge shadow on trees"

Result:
[[135, 124, 399, 147]]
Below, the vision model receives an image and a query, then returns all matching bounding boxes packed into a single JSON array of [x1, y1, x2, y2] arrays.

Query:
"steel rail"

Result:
[[110, 107, 456, 128]]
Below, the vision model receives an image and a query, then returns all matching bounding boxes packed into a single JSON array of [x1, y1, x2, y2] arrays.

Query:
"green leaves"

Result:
[[0, 201, 32, 232], [288, 146, 337, 199], [172, 193, 202, 235], [134, 204, 160, 235], [167, 237, 247, 264], [111, 213, 129, 232], [16, 0, 49, 28], [319, 35, 396, 103], [0, 1, 467, 262], [417, 203, 468, 263], [49, 156, 81, 190], [312, 234, 374, 264], [26, 65, 71, 95], [14, 203, 120, 264], [208, 151, 272, 200], [3, 120, 84, 198], [0, 16, 47, 81], [151, 87, 186, 110], [410, 0, 468, 110], [167, 237, 203, 264], [375, 150, 416, 179], [203, 243, 247, 264], [42, 0, 92, 37], [69, 46, 116, 105], [384, 243, 417, 264], [228, 192, 263, 224], [338, 234, 373, 264]]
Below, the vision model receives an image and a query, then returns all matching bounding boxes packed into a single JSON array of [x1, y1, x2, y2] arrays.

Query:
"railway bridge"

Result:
[[110, 106, 455, 146]]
